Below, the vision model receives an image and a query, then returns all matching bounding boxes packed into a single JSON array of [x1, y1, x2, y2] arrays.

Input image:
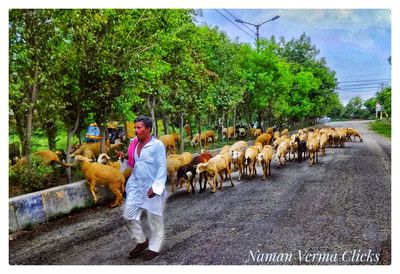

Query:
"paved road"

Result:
[[9, 120, 391, 265]]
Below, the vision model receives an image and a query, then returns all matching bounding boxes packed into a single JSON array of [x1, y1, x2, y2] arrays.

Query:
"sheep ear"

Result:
[[88, 159, 93, 162]]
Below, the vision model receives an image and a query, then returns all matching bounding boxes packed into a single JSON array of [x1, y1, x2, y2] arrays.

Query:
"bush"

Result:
[[369, 119, 391, 138], [9, 157, 56, 196], [9, 156, 84, 197]]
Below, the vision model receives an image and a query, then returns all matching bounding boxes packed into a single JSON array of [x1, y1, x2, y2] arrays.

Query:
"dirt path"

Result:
[[9, 120, 391, 265]]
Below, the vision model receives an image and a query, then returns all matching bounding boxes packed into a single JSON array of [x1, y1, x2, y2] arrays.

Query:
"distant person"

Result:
[[375, 101, 382, 119], [184, 120, 191, 137], [123, 115, 167, 261]]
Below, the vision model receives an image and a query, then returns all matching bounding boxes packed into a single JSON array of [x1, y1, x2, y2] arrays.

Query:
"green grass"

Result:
[[369, 119, 391, 138], [180, 138, 244, 154], [9, 129, 80, 153]]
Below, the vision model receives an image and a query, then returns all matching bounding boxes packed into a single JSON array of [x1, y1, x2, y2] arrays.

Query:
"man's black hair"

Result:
[[134, 115, 153, 132]]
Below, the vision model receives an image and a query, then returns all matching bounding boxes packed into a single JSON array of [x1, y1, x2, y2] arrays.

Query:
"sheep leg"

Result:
[[218, 172, 224, 190], [199, 172, 205, 193], [228, 171, 234, 187], [268, 160, 271, 176], [212, 175, 217, 193], [249, 163, 253, 180], [262, 162, 266, 180], [87, 179, 98, 203], [238, 163, 242, 181], [170, 175, 175, 192], [109, 184, 123, 207]]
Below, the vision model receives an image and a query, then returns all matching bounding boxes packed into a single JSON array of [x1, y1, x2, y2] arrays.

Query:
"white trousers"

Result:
[[124, 208, 164, 252]]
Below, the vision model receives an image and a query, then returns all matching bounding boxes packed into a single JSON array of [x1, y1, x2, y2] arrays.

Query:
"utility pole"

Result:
[[235, 15, 280, 49]]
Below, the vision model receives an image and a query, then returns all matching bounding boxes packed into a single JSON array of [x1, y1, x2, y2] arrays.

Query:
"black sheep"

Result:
[[295, 137, 307, 163]]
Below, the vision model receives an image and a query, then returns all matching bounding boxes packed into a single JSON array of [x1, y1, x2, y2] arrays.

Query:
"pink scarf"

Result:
[[127, 137, 139, 168]]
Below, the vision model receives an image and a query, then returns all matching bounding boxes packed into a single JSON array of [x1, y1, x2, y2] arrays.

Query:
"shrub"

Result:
[[9, 156, 84, 197], [9, 156, 57, 196]]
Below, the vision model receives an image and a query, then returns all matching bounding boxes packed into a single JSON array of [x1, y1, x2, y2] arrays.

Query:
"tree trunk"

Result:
[[66, 106, 81, 183], [14, 110, 27, 155], [147, 95, 157, 137], [44, 121, 57, 151], [233, 106, 237, 139], [99, 123, 107, 154], [197, 117, 202, 151], [246, 106, 252, 141], [179, 112, 184, 153], [162, 113, 168, 135], [25, 68, 39, 169]]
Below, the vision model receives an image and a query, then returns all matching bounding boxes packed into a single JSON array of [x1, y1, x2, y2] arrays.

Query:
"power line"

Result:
[[222, 9, 256, 35], [213, 9, 255, 40], [339, 78, 390, 84], [339, 83, 386, 88]]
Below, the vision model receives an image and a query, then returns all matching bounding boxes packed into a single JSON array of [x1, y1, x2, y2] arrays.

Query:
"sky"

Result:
[[195, 9, 391, 105]]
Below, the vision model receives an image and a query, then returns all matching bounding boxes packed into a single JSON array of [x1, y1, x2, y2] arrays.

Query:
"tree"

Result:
[[9, 9, 57, 167], [376, 87, 391, 116], [344, 96, 369, 119]]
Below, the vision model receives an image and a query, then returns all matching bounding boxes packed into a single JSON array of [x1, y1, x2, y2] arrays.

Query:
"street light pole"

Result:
[[235, 15, 280, 48]]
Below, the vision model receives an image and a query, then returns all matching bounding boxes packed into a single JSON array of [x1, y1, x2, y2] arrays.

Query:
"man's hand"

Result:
[[147, 187, 155, 198]]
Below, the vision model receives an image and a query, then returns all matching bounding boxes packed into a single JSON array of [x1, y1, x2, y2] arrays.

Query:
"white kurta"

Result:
[[123, 137, 167, 220]]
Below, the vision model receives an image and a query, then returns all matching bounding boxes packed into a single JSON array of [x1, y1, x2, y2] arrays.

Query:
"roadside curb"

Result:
[[9, 180, 113, 233]]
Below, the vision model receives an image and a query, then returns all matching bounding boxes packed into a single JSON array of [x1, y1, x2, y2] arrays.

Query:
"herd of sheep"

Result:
[[10, 125, 363, 207], [164, 126, 363, 196]]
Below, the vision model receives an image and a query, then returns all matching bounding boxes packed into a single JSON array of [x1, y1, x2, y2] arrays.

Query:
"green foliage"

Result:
[[10, 9, 351, 193], [369, 119, 391, 138], [376, 87, 391, 116], [344, 96, 371, 119], [9, 156, 56, 196]]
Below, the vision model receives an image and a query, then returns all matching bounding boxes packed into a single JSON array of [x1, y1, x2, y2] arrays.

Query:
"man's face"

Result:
[[134, 122, 150, 140]]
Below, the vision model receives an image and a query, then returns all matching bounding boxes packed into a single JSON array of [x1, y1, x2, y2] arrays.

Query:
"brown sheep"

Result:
[[229, 141, 248, 153], [244, 146, 259, 179], [257, 145, 273, 180], [97, 153, 121, 170], [249, 128, 257, 138], [255, 133, 272, 147], [222, 127, 235, 141], [159, 134, 176, 155], [11, 150, 73, 170], [265, 127, 274, 135], [74, 155, 125, 207], [167, 152, 193, 192], [205, 130, 216, 147], [70, 140, 110, 160], [253, 128, 262, 138], [275, 141, 289, 167], [346, 128, 363, 142], [190, 134, 200, 148], [307, 137, 320, 166], [229, 141, 247, 180], [196, 154, 234, 192], [319, 133, 329, 156]]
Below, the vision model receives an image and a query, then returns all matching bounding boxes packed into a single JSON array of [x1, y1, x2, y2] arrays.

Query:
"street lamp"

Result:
[[235, 15, 280, 44]]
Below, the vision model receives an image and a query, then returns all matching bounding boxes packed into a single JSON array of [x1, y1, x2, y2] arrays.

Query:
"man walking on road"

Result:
[[123, 115, 167, 261]]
